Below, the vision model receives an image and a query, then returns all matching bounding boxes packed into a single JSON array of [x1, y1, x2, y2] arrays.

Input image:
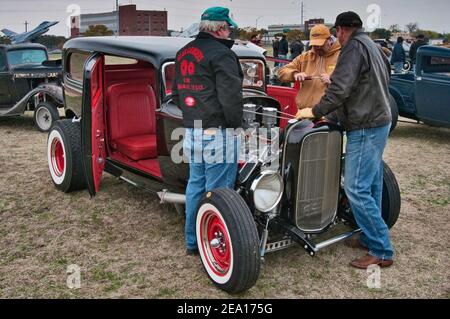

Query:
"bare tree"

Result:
[[389, 24, 401, 33], [405, 23, 419, 34]]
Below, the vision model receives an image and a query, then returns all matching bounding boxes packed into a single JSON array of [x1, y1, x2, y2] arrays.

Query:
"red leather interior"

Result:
[[106, 83, 158, 161], [115, 135, 157, 161], [105, 67, 155, 88]]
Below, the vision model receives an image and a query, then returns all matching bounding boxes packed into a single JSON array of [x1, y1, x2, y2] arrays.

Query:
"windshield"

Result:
[[7, 49, 47, 67]]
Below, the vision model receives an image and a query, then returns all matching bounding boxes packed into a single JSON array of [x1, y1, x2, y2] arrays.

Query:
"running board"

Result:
[[273, 217, 361, 256], [265, 238, 295, 253]]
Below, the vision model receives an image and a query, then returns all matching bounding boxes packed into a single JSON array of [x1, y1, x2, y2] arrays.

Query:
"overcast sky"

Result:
[[1, 0, 449, 37]]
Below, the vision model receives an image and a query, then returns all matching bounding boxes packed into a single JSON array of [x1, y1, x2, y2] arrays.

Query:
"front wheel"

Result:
[[34, 102, 60, 132], [196, 189, 261, 294]]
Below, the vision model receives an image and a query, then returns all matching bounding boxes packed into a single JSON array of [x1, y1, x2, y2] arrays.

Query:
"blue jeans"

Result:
[[393, 62, 403, 73], [183, 128, 239, 250], [344, 124, 394, 260]]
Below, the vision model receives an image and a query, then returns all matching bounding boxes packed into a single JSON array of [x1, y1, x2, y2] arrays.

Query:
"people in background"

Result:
[[272, 36, 280, 58], [442, 38, 450, 48], [378, 41, 392, 59], [250, 34, 262, 46], [391, 37, 406, 73], [290, 36, 305, 60], [409, 34, 428, 65], [278, 34, 289, 61]]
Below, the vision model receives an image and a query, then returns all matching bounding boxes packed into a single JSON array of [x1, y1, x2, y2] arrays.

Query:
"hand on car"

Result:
[[295, 108, 315, 120], [294, 72, 308, 82], [320, 73, 331, 85]]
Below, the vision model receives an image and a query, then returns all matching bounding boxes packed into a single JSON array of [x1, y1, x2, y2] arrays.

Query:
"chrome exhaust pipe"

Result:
[[157, 190, 186, 204]]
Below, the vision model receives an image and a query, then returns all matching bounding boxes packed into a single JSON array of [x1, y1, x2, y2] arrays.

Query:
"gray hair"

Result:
[[199, 20, 229, 33]]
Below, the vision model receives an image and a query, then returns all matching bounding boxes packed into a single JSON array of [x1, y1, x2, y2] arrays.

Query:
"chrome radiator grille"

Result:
[[295, 131, 342, 232]]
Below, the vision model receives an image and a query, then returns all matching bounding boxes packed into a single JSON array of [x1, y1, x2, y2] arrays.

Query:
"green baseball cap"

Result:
[[201, 7, 238, 28]]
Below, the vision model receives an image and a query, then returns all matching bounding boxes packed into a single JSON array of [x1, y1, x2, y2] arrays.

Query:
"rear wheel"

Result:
[[47, 120, 86, 193], [389, 94, 399, 133], [34, 101, 60, 132], [196, 189, 260, 294]]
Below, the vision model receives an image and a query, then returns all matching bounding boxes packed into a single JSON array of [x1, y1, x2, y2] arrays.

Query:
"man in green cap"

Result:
[[172, 7, 243, 256]]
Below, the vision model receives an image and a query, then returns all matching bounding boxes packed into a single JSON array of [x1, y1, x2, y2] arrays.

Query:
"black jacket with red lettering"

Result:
[[172, 32, 244, 129]]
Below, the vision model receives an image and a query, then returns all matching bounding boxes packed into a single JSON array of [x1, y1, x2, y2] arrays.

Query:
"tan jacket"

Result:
[[278, 40, 341, 109]]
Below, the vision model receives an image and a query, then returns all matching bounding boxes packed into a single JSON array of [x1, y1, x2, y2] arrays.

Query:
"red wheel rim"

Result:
[[51, 138, 65, 177], [200, 209, 231, 276]]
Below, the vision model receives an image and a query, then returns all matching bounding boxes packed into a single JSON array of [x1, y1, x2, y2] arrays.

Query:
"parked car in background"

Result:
[[389, 46, 450, 128], [46, 36, 401, 294], [0, 43, 63, 132]]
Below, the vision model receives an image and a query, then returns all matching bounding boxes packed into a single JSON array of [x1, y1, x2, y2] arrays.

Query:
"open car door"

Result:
[[81, 53, 105, 196]]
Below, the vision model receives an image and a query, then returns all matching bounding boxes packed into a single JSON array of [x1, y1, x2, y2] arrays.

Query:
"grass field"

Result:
[[0, 114, 449, 299]]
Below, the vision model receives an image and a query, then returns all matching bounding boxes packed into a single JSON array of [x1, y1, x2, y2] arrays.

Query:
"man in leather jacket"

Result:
[[296, 12, 395, 269], [172, 7, 243, 255]]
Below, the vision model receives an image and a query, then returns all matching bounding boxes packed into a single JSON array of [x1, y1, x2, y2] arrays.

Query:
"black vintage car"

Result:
[[0, 43, 63, 132], [46, 36, 401, 294]]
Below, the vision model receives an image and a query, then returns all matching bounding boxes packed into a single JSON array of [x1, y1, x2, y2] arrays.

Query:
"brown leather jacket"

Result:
[[312, 29, 392, 131]]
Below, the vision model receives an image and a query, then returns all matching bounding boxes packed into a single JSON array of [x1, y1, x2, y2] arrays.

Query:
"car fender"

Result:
[[388, 85, 410, 116], [0, 83, 63, 116]]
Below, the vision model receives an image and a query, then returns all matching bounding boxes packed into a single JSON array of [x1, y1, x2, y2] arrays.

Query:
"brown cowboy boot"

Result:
[[350, 254, 394, 269]]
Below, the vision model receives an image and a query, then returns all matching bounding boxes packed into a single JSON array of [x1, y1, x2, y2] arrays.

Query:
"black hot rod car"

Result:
[[0, 43, 63, 132], [46, 36, 401, 293]]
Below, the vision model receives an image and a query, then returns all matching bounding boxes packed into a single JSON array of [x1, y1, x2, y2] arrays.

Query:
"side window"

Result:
[[68, 52, 90, 82], [0, 53, 6, 71], [163, 62, 175, 95], [105, 55, 138, 65], [422, 55, 450, 76]]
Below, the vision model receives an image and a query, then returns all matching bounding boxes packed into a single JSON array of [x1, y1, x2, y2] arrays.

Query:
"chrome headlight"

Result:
[[240, 59, 265, 89], [250, 171, 283, 212]]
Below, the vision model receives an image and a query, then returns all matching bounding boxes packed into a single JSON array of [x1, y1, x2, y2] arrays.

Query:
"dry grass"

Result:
[[0, 113, 449, 299]]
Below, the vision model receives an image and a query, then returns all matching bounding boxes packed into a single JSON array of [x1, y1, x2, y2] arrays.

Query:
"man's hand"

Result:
[[320, 73, 331, 85], [293, 72, 308, 82], [295, 108, 315, 120]]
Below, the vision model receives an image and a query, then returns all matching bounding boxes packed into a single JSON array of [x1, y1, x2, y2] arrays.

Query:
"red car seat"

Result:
[[106, 83, 158, 161]]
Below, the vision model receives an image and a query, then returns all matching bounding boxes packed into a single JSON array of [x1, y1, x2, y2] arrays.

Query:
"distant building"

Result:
[[391, 32, 414, 42], [268, 19, 332, 41], [70, 16, 80, 38], [70, 4, 167, 37], [268, 24, 303, 40], [305, 19, 333, 32]]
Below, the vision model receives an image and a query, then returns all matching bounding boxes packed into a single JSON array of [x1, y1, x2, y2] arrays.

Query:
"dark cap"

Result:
[[333, 11, 363, 28]]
